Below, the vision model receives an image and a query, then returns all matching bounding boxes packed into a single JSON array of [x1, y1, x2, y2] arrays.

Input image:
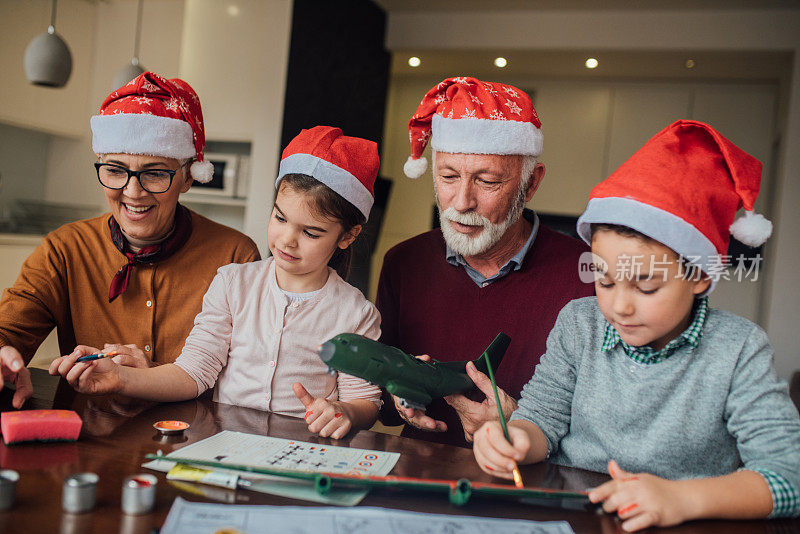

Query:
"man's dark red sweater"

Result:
[[376, 219, 594, 447]]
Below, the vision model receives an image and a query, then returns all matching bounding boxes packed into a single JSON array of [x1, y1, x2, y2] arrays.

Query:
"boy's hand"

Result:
[[48, 345, 124, 395], [473, 421, 530, 479], [293, 382, 353, 440], [588, 460, 689, 532]]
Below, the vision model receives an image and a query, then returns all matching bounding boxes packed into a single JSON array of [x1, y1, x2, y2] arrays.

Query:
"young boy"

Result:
[[473, 120, 800, 531]]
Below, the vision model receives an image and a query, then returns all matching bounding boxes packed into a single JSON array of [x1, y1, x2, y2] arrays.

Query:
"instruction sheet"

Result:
[[143, 430, 400, 506], [160, 497, 577, 534]]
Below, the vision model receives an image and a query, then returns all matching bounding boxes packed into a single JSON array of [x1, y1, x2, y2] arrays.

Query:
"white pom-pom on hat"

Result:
[[190, 159, 214, 183], [730, 210, 773, 247], [404, 156, 428, 179]]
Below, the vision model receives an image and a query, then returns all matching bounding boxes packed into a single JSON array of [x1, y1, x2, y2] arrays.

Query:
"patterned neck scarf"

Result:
[[107, 204, 192, 302]]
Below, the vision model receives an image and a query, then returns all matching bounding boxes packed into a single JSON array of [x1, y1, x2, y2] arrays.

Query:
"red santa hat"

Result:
[[403, 76, 543, 179], [90, 71, 214, 183], [577, 119, 772, 292], [276, 126, 378, 219]]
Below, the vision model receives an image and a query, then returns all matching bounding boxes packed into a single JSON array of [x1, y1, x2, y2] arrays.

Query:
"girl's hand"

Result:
[[473, 421, 529, 479], [103, 343, 150, 368], [588, 460, 690, 532], [293, 382, 353, 439], [48, 345, 124, 395]]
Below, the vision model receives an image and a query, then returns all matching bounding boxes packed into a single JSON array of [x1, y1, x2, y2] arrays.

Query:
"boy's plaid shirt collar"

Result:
[[601, 297, 709, 365]]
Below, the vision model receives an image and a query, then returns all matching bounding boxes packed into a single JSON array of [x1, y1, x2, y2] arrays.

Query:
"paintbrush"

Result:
[[76, 350, 119, 363], [481, 347, 524, 488], [143, 453, 589, 506]]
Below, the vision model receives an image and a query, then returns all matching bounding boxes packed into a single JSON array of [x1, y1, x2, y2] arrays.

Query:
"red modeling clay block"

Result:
[[0, 410, 82, 444]]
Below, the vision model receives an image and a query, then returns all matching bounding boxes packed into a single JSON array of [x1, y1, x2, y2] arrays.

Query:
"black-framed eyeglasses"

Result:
[[94, 162, 188, 194]]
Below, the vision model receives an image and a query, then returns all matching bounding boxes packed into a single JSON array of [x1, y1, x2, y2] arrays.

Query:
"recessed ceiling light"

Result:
[[685, 59, 696, 69], [227, 5, 240, 16], [585, 58, 598, 69], [408, 56, 421, 68], [494, 57, 507, 68]]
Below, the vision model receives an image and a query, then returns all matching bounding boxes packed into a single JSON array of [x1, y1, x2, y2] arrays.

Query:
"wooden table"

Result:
[[0, 370, 795, 534]]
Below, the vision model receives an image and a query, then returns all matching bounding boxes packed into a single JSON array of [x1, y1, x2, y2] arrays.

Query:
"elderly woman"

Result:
[[0, 72, 260, 407]]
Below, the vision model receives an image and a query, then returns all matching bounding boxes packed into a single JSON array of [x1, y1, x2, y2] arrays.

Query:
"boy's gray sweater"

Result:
[[511, 297, 800, 505]]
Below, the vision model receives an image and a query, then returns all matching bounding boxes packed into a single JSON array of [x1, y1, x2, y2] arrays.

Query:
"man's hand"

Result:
[[589, 460, 690, 532], [444, 361, 517, 442], [102, 343, 150, 369], [390, 354, 447, 433], [48, 345, 124, 395], [392, 394, 448, 432], [0, 346, 33, 408]]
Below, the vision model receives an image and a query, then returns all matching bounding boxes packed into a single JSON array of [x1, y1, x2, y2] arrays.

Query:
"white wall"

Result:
[[178, 0, 294, 254], [380, 6, 800, 378], [0, 123, 50, 218]]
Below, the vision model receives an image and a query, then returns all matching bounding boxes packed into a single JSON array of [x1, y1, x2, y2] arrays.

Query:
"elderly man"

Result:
[[377, 77, 593, 447], [0, 72, 259, 408]]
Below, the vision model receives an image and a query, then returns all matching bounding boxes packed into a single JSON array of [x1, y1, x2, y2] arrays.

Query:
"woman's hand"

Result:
[[48, 345, 125, 395], [0, 345, 33, 408], [589, 460, 691, 532], [293, 382, 354, 439]]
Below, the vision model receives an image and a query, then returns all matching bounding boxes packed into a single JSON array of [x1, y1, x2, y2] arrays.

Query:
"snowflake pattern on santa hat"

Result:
[[403, 76, 543, 179]]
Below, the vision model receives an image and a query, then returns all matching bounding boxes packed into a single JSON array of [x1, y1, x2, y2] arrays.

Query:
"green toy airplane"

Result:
[[317, 333, 511, 411]]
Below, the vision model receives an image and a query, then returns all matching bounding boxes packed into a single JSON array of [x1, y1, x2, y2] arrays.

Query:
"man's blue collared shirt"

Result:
[[445, 209, 539, 287]]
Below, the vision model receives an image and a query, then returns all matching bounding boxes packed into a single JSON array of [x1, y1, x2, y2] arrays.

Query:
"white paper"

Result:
[[160, 497, 577, 534]]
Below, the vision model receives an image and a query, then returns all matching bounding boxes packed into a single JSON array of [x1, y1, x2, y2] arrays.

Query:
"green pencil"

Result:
[[482, 342, 524, 488]]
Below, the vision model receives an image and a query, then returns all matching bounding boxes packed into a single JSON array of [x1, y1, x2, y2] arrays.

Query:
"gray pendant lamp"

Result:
[[23, 0, 73, 88], [112, 0, 146, 90]]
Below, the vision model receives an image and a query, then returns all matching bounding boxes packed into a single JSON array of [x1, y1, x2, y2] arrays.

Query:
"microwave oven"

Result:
[[190, 152, 240, 197]]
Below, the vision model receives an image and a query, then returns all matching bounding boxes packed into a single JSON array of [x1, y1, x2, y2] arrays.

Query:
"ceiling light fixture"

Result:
[[494, 57, 507, 68], [585, 58, 599, 69], [408, 56, 421, 68], [23, 0, 73, 88]]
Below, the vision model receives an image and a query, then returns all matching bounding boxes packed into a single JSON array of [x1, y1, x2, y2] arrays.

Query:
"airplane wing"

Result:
[[386, 380, 432, 411]]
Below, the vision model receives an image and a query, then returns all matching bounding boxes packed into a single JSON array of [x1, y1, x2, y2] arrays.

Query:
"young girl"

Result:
[[50, 126, 383, 439]]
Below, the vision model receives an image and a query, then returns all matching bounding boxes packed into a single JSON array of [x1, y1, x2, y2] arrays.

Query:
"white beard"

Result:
[[436, 184, 526, 258]]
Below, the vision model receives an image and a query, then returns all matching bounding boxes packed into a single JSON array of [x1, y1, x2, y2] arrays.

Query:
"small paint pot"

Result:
[[62, 472, 99, 514], [153, 420, 190, 435], [0, 469, 19, 511], [121, 474, 157, 515]]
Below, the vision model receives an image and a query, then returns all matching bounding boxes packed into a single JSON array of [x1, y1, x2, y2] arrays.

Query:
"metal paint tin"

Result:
[[62, 472, 99, 513], [121, 474, 157, 515], [0, 469, 19, 510], [153, 420, 190, 435]]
